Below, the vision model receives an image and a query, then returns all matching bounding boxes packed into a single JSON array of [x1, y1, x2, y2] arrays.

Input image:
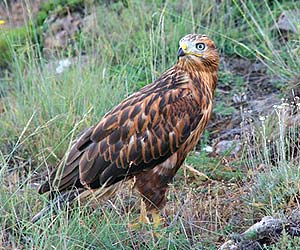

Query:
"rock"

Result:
[[219, 239, 260, 250], [82, 12, 99, 38], [276, 10, 300, 33], [43, 11, 83, 58], [214, 139, 242, 157], [247, 94, 280, 115], [203, 145, 214, 153], [241, 216, 283, 241], [232, 92, 247, 105], [287, 209, 300, 237], [219, 240, 239, 250]]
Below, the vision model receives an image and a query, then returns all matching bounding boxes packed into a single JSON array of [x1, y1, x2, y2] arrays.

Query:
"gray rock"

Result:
[[276, 10, 300, 33], [214, 139, 242, 157]]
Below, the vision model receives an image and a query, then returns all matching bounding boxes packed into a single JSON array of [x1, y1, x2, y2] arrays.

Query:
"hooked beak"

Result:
[[177, 47, 185, 59]]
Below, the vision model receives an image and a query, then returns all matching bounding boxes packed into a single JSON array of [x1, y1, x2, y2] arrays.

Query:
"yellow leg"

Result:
[[139, 199, 150, 224], [128, 200, 150, 229], [128, 200, 164, 231], [148, 209, 164, 238], [149, 210, 162, 229]]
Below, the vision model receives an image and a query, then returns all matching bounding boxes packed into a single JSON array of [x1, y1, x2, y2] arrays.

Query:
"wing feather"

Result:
[[39, 67, 208, 194]]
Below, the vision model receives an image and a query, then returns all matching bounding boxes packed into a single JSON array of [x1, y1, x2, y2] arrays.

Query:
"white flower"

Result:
[[259, 116, 265, 121], [56, 59, 72, 74]]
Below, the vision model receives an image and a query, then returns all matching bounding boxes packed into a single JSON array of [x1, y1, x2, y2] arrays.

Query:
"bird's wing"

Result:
[[39, 68, 206, 194]]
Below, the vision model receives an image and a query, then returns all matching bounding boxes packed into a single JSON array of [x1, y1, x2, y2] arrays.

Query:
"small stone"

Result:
[[214, 139, 242, 157], [203, 145, 214, 153], [276, 10, 300, 33]]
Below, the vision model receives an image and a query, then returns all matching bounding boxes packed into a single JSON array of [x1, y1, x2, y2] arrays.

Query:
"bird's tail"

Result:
[[31, 189, 84, 223], [31, 183, 122, 223]]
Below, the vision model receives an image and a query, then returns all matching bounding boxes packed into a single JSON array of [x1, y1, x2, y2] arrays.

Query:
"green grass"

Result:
[[0, 25, 33, 68], [245, 101, 300, 208], [1, 0, 300, 249], [239, 99, 300, 247]]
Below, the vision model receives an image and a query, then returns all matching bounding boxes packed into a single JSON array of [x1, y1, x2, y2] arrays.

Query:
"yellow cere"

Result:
[[181, 42, 188, 51]]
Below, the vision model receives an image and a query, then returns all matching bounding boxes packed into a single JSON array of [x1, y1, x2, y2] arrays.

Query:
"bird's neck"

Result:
[[193, 70, 218, 93], [176, 58, 219, 92]]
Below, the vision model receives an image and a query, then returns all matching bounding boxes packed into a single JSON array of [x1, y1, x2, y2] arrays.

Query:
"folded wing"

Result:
[[38, 68, 205, 195]]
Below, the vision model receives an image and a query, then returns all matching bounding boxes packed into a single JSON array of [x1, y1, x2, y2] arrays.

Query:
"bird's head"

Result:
[[177, 34, 219, 72]]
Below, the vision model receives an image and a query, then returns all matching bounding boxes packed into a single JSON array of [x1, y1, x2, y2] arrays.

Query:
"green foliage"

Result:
[[187, 152, 244, 182], [35, 0, 129, 26], [36, 0, 84, 25], [245, 101, 300, 216], [214, 102, 237, 116], [269, 231, 300, 249], [252, 162, 300, 209], [0, 25, 32, 68]]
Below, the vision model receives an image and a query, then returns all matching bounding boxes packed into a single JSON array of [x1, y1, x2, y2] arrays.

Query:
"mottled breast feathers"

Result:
[[39, 66, 210, 194]]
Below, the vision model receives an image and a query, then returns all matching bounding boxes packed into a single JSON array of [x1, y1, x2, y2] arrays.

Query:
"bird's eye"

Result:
[[196, 43, 206, 51]]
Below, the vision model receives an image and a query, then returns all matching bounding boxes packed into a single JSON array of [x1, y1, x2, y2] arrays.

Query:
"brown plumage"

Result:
[[36, 34, 219, 220]]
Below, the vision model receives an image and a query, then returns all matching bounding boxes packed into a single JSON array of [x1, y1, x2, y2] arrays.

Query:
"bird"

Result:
[[34, 34, 220, 227]]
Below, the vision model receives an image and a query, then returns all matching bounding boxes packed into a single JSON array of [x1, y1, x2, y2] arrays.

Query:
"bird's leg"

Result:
[[129, 200, 164, 230], [128, 199, 150, 229], [139, 199, 150, 224], [148, 209, 164, 239], [149, 209, 163, 229], [140, 201, 164, 228]]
